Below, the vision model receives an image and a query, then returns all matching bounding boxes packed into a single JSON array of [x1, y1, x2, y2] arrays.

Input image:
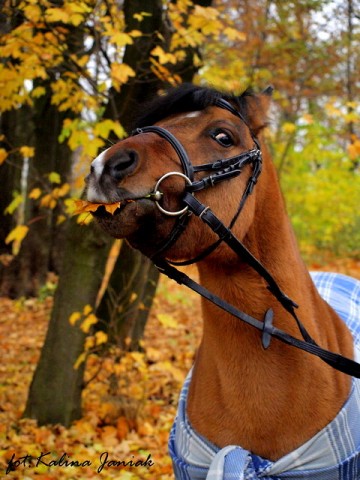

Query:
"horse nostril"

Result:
[[106, 149, 139, 181]]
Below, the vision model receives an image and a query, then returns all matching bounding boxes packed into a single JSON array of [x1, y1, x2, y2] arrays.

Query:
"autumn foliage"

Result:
[[0, 0, 359, 261], [0, 0, 359, 478], [0, 275, 203, 479], [1, 261, 360, 478]]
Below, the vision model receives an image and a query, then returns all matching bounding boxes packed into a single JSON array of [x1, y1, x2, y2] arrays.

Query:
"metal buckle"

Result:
[[153, 172, 193, 216]]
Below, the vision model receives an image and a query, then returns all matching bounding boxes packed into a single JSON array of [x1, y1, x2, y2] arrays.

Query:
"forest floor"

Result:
[[0, 257, 360, 480]]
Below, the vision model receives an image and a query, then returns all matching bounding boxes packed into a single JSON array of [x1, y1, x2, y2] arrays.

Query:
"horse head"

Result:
[[85, 84, 272, 262]]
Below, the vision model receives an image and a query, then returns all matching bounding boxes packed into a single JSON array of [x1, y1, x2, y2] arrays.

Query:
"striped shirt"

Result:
[[169, 272, 360, 479]]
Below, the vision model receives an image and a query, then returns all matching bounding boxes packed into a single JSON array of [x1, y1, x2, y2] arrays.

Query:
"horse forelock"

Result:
[[134, 83, 253, 129]]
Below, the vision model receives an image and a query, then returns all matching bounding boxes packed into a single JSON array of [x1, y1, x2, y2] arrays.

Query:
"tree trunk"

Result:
[[0, 106, 33, 255], [24, 0, 169, 425], [24, 0, 213, 425], [24, 218, 112, 425], [0, 91, 72, 297], [95, 241, 160, 350], [0, 4, 80, 297], [92, 0, 167, 350], [96, 0, 213, 351]]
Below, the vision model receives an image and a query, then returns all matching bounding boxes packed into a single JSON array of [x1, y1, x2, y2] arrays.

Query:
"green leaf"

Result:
[[48, 172, 61, 184], [4, 193, 23, 215]]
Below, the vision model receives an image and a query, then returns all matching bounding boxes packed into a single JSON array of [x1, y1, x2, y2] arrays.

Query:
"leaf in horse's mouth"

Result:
[[73, 199, 134, 216]]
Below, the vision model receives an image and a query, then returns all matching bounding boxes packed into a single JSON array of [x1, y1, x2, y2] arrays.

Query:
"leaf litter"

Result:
[[0, 271, 202, 479], [0, 260, 359, 478]]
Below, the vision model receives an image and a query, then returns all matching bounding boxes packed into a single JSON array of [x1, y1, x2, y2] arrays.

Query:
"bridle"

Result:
[[131, 98, 360, 379], [132, 98, 262, 263]]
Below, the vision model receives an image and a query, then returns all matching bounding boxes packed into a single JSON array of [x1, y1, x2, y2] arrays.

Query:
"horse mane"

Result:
[[134, 83, 253, 128]]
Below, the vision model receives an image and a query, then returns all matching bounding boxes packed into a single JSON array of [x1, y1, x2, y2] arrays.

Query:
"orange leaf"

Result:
[[73, 199, 133, 215], [73, 199, 103, 214], [104, 202, 122, 214], [116, 416, 130, 441]]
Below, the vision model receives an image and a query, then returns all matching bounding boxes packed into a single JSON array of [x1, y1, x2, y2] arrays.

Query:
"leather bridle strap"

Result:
[[131, 102, 360, 378], [155, 258, 360, 378], [182, 192, 314, 344], [163, 193, 360, 377], [133, 127, 194, 180], [183, 193, 298, 310]]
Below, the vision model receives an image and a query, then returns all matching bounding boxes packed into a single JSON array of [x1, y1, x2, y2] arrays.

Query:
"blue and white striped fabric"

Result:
[[169, 272, 360, 480]]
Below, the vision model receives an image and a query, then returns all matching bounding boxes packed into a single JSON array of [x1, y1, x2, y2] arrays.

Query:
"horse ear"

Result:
[[241, 86, 273, 135], [262, 85, 274, 96]]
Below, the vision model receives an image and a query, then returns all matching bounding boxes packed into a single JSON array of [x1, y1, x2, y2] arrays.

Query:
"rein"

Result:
[[131, 99, 360, 379]]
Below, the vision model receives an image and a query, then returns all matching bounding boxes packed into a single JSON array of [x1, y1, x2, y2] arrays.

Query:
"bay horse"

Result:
[[85, 84, 360, 478]]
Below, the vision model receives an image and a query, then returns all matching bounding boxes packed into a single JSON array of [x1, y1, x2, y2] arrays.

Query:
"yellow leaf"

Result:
[[94, 119, 126, 139], [74, 352, 86, 370], [56, 214, 66, 225], [69, 311, 81, 326], [133, 11, 152, 22], [5, 225, 28, 244], [48, 171, 61, 184], [80, 313, 98, 333], [23, 4, 42, 22], [282, 122, 296, 134], [129, 29, 142, 38], [29, 188, 42, 199], [146, 346, 162, 362], [52, 183, 70, 199], [83, 304, 93, 316], [94, 331, 108, 345], [40, 193, 57, 209], [4, 193, 23, 215], [346, 101, 358, 109], [151, 46, 177, 65], [223, 27, 246, 42], [130, 351, 145, 364], [85, 331, 108, 352], [85, 336, 95, 350], [110, 32, 133, 47], [111, 63, 136, 88], [45, 7, 69, 23], [157, 361, 184, 383], [0, 148, 8, 165], [64, 198, 77, 215], [19, 146, 35, 158], [157, 313, 179, 329], [32, 86, 46, 98], [67, 13, 84, 26], [130, 292, 138, 303], [5, 225, 29, 255], [76, 212, 93, 225]]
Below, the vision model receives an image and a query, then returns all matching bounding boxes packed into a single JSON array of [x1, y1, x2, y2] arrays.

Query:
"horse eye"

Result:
[[212, 130, 234, 147]]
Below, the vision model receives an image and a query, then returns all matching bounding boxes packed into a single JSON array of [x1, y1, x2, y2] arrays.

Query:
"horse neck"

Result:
[[188, 153, 353, 459], [198, 156, 323, 339]]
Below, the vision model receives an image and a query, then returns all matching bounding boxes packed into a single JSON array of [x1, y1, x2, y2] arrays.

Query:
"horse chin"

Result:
[[92, 200, 174, 258], [93, 200, 152, 240]]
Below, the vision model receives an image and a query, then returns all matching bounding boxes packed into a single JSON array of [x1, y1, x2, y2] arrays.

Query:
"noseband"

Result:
[[131, 98, 360, 379]]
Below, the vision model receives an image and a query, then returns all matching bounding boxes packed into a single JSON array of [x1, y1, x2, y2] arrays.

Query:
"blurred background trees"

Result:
[[0, 0, 359, 424]]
